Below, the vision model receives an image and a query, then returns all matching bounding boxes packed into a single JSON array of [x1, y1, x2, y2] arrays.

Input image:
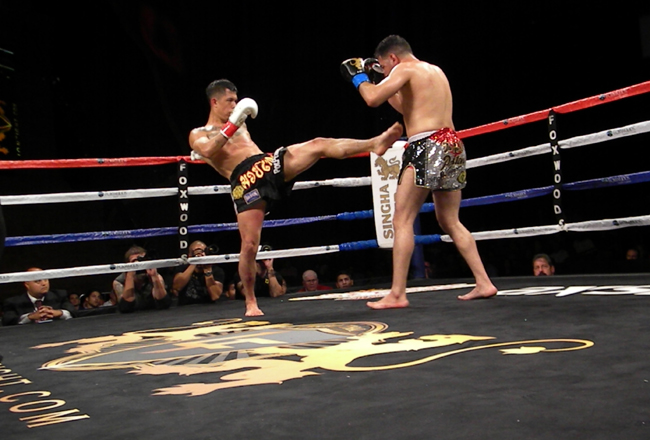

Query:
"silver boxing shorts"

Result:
[[398, 128, 467, 191]]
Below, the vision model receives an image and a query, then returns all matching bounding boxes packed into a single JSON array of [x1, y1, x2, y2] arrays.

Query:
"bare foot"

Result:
[[457, 286, 498, 301], [245, 303, 264, 316], [373, 122, 404, 156], [367, 293, 410, 310]]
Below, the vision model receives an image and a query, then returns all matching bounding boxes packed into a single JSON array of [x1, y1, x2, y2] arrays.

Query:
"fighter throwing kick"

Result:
[[189, 79, 403, 316]]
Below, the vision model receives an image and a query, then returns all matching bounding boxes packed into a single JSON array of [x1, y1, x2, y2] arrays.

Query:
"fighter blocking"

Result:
[[340, 57, 384, 88], [220, 97, 258, 139]]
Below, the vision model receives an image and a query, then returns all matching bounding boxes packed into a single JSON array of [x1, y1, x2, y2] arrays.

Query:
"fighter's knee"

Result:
[[393, 215, 410, 230], [438, 219, 462, 235], [240, 238, 258, 257], [306, 137, 328, 151]]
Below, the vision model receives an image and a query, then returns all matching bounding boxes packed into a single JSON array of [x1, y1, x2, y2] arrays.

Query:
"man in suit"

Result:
[[1, 268, 74, 325]]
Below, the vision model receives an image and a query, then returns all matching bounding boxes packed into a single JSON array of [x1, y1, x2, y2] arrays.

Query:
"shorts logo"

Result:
[[232, 186, 244, 200], [272, 148, 283, 175], [458, 171, 467, 184], [374, 156, 400, 180], [239, 156, 273, 190], [244, 189, 261, 204]]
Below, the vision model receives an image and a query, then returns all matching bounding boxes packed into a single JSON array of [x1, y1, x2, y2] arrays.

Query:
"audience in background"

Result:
[[112, 245, 171, 313], [298, 269, 332, 292], [532, 254, 555, 276], [79, 290, 105, 310], [172, 240, 225, 305], [620, 246, 649, 273], [4, 238, 647, 326], [224, 280, 237, 299], [233, 258, 287, 299], [2, 268, 75, 325], [626, 248, 639, 261], [67, 292, 81, 310], [335, 271, 354, 290]]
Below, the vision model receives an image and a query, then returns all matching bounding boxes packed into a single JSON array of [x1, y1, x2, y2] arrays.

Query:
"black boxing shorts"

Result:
[[230, 148, 295, 214], [398, 128, 467, 191]]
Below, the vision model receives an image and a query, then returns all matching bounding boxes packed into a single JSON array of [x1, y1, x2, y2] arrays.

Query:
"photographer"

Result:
[[233, 245, 286, 299], [112, 245, 171, 313], [172, 241, 225, 305]]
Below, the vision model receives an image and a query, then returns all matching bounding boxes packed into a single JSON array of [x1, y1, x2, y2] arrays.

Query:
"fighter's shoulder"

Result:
[[189, 125, 217, 143], [191, 125, 216, 135], [401, 61, 446, 81], [406, 60, 441, 73]]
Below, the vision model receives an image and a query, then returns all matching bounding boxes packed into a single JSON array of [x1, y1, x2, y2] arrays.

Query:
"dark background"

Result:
[[1, 1, 649, 298]]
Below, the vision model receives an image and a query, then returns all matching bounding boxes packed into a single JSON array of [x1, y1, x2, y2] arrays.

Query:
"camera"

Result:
[[191, 244, 219, 257], [135, 252, 156, 275]]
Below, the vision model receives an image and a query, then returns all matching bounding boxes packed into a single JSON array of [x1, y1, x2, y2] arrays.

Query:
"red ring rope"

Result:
[[0, 81, 648, 169]]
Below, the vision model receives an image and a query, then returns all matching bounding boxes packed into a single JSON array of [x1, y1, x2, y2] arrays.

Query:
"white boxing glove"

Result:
[[190, 150, 204, 161], [220, 98, 258, 139]]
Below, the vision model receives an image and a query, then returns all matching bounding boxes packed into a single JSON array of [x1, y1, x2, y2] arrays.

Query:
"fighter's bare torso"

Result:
[[188, 123, 263, 180], [396, 61, 454, 135]]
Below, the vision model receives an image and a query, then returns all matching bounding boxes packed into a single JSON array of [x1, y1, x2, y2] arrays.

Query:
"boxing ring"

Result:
[[1, 81, 649, 440], [0, 81, 648, 286]]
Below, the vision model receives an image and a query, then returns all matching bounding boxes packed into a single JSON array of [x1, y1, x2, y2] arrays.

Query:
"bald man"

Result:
[[298, 270, 332, 292]]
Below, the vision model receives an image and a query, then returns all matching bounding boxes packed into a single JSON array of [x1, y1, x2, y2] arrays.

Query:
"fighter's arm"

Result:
[[189, 98, 258, 159], [189, 128, 228, 159], [357, 64, 410, 110]]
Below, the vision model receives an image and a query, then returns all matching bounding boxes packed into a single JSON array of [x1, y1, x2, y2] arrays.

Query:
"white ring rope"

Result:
[[2, 214, 648, 284], [0, 247, 341, 283], [1, 120, 648, 206], [0, 112, 648, 284], [467, 120, 650, 169]]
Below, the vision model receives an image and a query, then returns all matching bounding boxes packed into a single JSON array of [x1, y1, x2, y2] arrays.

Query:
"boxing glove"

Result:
[[220, 97, 258, 139], [363, 58, 384, 84], [340, 58, 369, 89]]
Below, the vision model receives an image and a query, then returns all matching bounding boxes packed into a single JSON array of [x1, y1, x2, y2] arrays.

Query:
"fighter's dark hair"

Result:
[[374, 35, 413, 58], [205, 79, 238, 101]]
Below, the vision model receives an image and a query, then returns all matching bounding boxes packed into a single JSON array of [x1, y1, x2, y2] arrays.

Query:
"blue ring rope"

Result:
[[5, 170, 649, 247]]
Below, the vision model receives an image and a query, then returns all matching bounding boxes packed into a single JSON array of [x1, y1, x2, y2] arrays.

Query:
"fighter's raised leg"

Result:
[[282, 122, 403, 182]]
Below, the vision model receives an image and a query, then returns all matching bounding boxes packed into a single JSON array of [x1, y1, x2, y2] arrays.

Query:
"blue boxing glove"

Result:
[[340, 58, 370, 89]]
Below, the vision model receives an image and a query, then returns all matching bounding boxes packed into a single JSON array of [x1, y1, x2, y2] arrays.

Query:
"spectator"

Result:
[[67, 292, 81, 310], [424, 261, 434, 279], [75, 289, 117, 318], [79, 290, 105, 310], [298, 270, 332, 292], [1, 268, 74, 325], [335, 271, 355, 289], [172, 240, 225, 305], [532, 254, 555, 276], [112, 245, 171, 313], [233, 258, 287, 298], [620, 246, 648, 273], [224, 280, 237, 300], [626, 248, 639, 260]]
